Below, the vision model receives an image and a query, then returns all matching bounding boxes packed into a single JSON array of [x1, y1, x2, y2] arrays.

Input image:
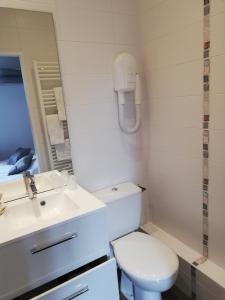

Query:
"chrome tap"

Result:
[[23, 171, 37, 200], [0, 193, 6, 216]]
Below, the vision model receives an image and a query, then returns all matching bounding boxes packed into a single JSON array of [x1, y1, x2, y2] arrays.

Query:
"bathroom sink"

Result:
[[4, 192, 79, 231], [37, 192, 79, 219], [0, 186, 106, 246]]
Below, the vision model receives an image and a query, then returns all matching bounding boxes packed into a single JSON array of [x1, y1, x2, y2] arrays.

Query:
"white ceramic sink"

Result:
[[37, 192, 79, 219], [4, 192, 79, 231], [0, 186, 106, 246]]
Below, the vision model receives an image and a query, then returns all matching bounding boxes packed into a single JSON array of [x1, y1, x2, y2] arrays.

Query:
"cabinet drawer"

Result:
[[33, 259, 119, 300], [0, 208, 109, 300]]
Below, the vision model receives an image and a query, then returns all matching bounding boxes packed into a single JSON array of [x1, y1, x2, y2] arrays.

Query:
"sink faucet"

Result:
[[0, 193, 6, 216], [23, 171, 37, 200]]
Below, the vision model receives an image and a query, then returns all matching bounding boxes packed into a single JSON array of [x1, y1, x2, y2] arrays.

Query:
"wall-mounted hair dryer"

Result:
[[114, 52, 142, 134]]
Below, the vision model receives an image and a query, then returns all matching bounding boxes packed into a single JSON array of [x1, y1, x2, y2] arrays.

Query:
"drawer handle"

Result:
[[31, 232, 78, 254], [63, 285, 89, 300]]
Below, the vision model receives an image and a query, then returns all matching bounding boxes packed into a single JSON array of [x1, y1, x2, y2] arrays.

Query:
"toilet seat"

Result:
[[112, 232, 179, 292]]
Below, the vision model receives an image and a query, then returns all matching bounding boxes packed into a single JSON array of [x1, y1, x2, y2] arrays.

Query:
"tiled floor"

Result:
[[163, 287, 190, 300], [120, 286, 190, 300]]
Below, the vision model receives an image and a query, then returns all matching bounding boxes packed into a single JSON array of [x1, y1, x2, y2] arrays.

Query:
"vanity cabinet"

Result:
[[32, 259, 119, 300], [0, 208, 111, 300]]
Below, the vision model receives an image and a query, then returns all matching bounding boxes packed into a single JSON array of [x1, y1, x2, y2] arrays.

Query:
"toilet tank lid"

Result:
[[93, 182, 141, 204]]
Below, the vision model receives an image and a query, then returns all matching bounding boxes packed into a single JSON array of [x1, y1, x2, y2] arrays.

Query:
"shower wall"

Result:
[[138, 0, 225, 269]]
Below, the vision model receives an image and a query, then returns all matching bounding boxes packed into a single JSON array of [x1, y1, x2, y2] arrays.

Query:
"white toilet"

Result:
[[94, 182, 179, 300]]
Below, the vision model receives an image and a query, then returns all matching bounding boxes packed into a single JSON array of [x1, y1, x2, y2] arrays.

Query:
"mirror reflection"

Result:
[[0, 8, 73, 185]]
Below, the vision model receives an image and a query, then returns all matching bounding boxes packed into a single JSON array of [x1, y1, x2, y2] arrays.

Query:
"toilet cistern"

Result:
[[93, 182, 179, 300]]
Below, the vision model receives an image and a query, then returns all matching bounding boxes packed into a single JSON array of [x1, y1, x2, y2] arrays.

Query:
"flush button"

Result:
[[112, 187, 118, 192]]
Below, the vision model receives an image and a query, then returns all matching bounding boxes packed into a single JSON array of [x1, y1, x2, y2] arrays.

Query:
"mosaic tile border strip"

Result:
[[191, 1, 211, 298], [192, 0, 210, 265], [202, 0, 210, 262]]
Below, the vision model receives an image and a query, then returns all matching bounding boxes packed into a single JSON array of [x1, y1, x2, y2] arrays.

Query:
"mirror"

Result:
[[0, 8, 73, 187]]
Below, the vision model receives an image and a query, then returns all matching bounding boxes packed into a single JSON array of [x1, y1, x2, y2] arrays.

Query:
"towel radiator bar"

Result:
[[33, 61, 73, 175]]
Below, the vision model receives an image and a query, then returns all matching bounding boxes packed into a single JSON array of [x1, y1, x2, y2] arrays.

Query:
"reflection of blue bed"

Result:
[[0, 158, 38, 183]]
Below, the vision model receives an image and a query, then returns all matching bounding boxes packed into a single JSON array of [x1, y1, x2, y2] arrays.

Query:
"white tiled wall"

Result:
[[138, 0, 225, 297], [209, 0, 225, 271], [0, 0, 150, 223], [54, 0, 149, 204], [138, 0, 203, 253]]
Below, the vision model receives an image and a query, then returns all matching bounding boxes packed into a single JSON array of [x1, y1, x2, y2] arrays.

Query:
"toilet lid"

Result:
[[113, 232, 178, 282]]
